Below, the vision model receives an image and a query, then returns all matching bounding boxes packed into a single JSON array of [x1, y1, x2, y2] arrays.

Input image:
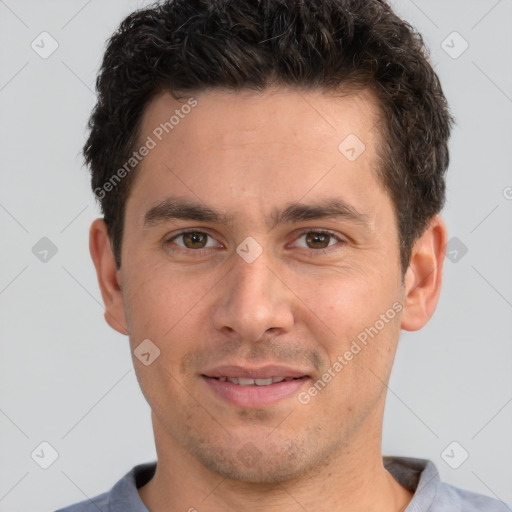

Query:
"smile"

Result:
[[202, 375, 310, 407]]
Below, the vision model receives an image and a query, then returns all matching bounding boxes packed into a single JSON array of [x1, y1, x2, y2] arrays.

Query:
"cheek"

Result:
[[312, 274, 392, 336], [123, 259, 205, 332], [122, 261, 224, 380], [309, 272, 402, 383]]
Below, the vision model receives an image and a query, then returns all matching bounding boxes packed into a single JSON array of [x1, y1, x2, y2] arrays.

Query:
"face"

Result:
[[97, 87, 432, 483]]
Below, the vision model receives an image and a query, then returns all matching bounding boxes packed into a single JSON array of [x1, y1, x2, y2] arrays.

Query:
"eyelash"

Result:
[[164, 228, 346, 255]]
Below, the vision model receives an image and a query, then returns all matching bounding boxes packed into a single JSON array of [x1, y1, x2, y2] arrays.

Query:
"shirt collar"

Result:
[[108, 456, 439, 511], [384, 456, 440, 511]]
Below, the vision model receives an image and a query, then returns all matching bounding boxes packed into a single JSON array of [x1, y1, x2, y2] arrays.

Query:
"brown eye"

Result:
[[167, 230, 218, 250], [294, 230, 341, 250], [305, 232, 332, 249], [182, 231, 208, 248]]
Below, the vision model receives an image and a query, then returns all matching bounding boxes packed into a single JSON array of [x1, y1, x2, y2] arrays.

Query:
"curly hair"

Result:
[[84, 0, 453, 275]]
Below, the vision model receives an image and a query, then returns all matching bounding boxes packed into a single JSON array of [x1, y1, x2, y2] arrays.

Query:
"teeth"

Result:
[[215, 376, 297, 386], [255, 378, 273, 385], [237, 377, 255, 386]]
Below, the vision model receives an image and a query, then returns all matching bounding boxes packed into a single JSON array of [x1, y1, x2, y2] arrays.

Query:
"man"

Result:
[[55, 0, 509, 510]]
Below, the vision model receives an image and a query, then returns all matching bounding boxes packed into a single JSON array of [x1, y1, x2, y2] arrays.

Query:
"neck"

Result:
[[138, 413, 413, 512]]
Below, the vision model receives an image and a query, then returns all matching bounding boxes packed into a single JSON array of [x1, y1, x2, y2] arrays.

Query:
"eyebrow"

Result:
[[143, 195, 372, 230]]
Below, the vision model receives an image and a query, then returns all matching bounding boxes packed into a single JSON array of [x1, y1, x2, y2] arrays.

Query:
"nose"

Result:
[[211, 248, 295, 342]]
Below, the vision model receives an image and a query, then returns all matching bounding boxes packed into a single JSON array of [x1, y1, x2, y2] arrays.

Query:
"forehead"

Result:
[[139, 86, 381, 152], [126, 87, 388, 228]]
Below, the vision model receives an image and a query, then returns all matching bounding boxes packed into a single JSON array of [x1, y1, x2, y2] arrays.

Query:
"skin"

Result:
[[90, 87, 447, 511]]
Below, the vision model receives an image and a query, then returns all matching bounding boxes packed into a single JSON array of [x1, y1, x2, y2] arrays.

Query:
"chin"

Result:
[[191, 438, 318, 485]]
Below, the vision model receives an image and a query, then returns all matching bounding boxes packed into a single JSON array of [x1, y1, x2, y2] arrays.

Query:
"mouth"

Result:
[[200, 367, 311, 407], [203, 375, 307, 386]]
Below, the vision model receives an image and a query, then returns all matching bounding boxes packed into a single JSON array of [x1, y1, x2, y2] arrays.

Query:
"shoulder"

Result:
[[384, 456, 511, 511], [53, 491, 109, 512], [434, 481, 511, 511], [53, 461, 156, 512]]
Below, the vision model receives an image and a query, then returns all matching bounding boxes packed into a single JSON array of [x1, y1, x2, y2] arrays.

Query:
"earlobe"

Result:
[[400, 215, 447, 331], [89, 218, 129, 336]]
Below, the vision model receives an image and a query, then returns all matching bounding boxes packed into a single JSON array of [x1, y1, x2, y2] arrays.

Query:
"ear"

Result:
[[89, 218, 129, 335], [400, 215, 447, 331]]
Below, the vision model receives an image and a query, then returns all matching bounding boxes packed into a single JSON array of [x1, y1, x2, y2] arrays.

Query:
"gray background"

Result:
[[0, 1, 511, 511]]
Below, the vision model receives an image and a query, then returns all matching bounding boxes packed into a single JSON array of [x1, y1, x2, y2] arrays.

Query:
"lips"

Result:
[[200, 365, 312, 406], [202, 369, 310, 407]]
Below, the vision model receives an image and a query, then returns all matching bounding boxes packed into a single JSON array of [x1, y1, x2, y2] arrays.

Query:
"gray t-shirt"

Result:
[[54, 456, 510, 511]]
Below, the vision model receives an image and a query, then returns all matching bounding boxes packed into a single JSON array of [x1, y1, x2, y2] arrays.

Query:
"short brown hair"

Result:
[[84, 0, 453, 274]]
